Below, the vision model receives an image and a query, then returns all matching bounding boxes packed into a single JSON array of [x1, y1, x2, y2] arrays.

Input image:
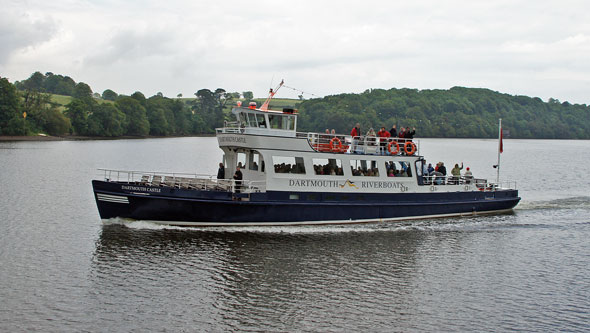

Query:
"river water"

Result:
[[0, 137, 588, 332]]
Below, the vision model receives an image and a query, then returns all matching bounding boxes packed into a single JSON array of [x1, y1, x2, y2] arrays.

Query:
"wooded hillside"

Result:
[[2, 71, 589, 139]]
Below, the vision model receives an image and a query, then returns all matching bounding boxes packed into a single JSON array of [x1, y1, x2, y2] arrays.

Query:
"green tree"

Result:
[[116, 97, 149, 135], [242, 91, 253, 101], [39, 107, 71, 135], [102, 89, 118, 101], [73, 82, 93, 99], [64, 99, 94, 135], [0, 77, 21, 135], [87, 103, 126, 136], [23, 71, 45, 91]]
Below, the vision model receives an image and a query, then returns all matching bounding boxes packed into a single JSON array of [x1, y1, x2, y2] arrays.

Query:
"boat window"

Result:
[[286, 115, 295, 130], [384, 160, 412, 177], [257, 114, 267, 128], [237, 152, 246, 169], [312, 158, 344, 176], [350, 159, 379, 177], [269, 115, 282, 129], [272, 156, 306, 174], [244, 113, 256, 127], [249, 152, 260, 171]]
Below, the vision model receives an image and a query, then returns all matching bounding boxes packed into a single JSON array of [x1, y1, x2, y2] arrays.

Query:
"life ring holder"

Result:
[[387, 141, 400, 155], [404, 142, 417, 155], [329, 137, 343, 152]]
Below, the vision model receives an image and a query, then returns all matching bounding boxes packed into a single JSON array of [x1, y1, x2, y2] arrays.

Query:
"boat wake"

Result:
[[515, 196, 590, 211], [101, 214, 518, 234]]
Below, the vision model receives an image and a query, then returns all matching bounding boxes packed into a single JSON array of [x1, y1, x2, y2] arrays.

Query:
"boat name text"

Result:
[[219, 136, 247, 144], [121, 185, 161, 193], [288, 179, 408, 191]]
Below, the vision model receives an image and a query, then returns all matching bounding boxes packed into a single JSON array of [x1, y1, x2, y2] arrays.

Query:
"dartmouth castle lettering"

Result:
[[121, 185, 161, 193], [219, 136, 247, 144]]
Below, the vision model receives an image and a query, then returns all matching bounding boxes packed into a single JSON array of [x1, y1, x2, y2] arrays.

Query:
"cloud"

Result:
[[2, 0, 590, 104], [0, 10, 58, 65]]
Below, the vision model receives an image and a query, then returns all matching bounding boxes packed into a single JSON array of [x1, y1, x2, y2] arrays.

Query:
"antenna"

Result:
[[260, 79, 284, 111]]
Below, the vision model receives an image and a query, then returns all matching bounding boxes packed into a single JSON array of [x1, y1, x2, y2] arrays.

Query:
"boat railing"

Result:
[[421, 175, 517, 191], [97, 169, 266, 193], [303, 132, 420, 156]]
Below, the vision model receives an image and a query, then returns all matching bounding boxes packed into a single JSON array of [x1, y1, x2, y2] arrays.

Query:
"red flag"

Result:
[[499, 128, 503, 153]]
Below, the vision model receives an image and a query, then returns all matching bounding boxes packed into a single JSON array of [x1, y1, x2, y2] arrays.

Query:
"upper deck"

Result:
[[218, 105, 421, 156]]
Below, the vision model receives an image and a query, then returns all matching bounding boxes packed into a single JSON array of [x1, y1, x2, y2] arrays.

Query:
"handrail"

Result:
[[97, 169, 266, 193], [421, 175, 517, 190]]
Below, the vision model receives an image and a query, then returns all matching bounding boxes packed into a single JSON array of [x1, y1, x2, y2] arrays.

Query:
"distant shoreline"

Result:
[[0, 134, 215, 141]]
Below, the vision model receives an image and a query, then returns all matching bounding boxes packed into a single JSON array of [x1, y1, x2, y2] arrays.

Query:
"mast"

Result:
[[260, 79, 284, 111], [496, 118, 502, 184]]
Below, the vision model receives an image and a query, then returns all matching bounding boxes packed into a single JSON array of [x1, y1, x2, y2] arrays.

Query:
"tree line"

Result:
[[1, 72, 254, 137], [2, 71, 590, 139], [297, 87, 590, 139]]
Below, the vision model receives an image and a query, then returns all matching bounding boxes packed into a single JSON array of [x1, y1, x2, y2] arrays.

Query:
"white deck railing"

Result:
[[97, 169, 266, 193]]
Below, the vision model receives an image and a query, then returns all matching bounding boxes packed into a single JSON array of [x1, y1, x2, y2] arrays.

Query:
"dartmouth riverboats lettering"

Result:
[[121, 185, 161, 193], [219, 136, 247, 144], [288, 179, 408, 191]]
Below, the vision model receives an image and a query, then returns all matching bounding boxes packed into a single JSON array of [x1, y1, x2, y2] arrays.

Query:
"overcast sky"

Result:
[[2, 0, 589, 104]]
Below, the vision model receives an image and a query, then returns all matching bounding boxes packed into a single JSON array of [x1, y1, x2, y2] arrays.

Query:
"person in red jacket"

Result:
[[350, 123, 361, 153], [377, 126, 391, 155]]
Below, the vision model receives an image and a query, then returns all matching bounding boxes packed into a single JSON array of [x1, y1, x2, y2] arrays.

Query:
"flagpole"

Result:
[[496, 118, 502, 184]]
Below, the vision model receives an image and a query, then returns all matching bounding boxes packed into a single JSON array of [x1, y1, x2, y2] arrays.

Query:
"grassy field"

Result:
[[50, 94, 114, 111]]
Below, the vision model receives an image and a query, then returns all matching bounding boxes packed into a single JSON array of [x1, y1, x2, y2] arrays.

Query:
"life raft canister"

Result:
[[329, 137, 343, 152], [388, 141, 400, 155], [404, 142, 417, 155]]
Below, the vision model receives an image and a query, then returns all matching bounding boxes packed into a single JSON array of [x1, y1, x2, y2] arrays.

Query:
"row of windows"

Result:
[[234, 151, 414, 178], [272, 156, 413, 178]]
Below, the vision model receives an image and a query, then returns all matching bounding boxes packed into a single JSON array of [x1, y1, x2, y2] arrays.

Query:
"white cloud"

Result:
[[2, 0, 590, 104]]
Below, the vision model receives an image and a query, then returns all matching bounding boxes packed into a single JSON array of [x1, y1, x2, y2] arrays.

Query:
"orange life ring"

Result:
[[329, 137, 343, 152], [404, 142, 416, 155], [387, 141, 400, 155]]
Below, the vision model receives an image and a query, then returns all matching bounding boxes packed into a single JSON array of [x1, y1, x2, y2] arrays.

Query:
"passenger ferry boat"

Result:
[[92, 83, 520, 226]]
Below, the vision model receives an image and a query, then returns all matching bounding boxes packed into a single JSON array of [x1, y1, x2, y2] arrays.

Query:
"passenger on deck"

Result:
[[405, 127, 416, 141], [350, 123, 361, 153], [366, 128, 376, 146], [377, 126, 391, 154], [331, 129, 336, 135], [464, 167, 473, 184], [427, 163, 434, 174], [217, 163, 225, 179], [437, 162, 447, 184], [233, 167, 243, 194], [389, 125, 397, 138], [398, 127, 406, 141], [450, 162, 463, 184]]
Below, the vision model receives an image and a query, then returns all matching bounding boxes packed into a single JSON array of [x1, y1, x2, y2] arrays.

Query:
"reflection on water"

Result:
[[89, 210, 590, 332]]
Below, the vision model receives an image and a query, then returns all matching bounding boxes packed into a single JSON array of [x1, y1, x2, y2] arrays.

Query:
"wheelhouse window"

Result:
[[245, 113, 266, 128], [312, 158, 344, 176], [268, 114, 296, 130], [350, 159, 379, 177], [384, 161, 412, 177], [272, 156, 306, 174]]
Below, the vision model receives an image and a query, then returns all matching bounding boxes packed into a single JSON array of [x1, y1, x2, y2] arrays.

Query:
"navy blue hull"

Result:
[[92, 180, 520, 225]]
